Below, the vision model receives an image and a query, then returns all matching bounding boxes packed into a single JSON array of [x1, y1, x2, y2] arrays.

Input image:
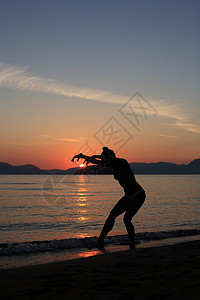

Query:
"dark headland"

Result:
[[0, 159, 199, 174]]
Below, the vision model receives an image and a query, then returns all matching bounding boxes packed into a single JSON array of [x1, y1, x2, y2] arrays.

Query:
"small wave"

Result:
[[0, 229, 200, 256]]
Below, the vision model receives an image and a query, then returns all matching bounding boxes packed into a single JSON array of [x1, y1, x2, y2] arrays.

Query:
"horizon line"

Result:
[[0, 158, 199, 170]]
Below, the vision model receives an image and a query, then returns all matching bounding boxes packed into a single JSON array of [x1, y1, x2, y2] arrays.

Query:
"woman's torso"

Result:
[[111, 158, 142, 195]]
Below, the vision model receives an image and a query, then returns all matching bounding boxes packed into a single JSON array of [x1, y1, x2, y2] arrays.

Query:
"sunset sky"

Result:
[[0, 0, 199, 169]]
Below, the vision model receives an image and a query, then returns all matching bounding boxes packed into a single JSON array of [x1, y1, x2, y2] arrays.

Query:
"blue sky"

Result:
[[0, 0, 199, 168]]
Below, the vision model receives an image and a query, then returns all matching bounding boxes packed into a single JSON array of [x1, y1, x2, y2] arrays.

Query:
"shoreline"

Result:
[[1, 234, 200, 270], [1, 240, 200, 299]]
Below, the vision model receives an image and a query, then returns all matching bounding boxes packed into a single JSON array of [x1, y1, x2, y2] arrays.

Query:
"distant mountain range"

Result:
[[0, 159, 200, 174]]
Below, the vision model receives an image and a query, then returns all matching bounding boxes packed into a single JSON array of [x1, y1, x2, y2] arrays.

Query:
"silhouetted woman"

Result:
[[72, 147, 146, 249]]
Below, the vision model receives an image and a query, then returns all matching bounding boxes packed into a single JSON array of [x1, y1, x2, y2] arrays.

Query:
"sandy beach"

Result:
[[0, 240, 200, 300]]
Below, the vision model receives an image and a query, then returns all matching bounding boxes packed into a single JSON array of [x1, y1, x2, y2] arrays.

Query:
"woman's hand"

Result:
[[71, 153, 102, 166], [71, 153, 85, 162]]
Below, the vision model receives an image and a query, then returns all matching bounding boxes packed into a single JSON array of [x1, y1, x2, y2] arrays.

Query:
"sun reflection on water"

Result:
[[77, 203, 86, 206], [78, 216, 88, 222], [76, 179, 89, 223], [77, 250, 101, 258]]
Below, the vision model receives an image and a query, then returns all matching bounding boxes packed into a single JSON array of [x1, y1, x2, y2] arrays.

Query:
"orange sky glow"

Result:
[[0, 2, 199, 169]]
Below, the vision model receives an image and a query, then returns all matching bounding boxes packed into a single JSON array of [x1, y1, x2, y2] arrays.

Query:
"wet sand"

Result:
[[0, 240, 200, 300]]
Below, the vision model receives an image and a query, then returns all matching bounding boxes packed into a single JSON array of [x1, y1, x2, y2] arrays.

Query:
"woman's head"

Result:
[[101, 147, 116, 162]]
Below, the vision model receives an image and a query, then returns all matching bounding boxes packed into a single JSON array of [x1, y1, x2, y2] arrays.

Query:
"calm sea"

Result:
[[0, 174, 199, 243], [0, 175, 200, 269]]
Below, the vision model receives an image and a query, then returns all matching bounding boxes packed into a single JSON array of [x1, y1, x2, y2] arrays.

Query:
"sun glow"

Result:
[[79, 164, 85, 168]]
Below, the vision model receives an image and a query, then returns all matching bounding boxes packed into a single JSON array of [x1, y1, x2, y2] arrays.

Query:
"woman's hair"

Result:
[[102, 147, 116, 158]]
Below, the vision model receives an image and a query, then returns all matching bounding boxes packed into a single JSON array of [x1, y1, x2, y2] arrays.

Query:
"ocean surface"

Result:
[[0, 174, 200, 268]]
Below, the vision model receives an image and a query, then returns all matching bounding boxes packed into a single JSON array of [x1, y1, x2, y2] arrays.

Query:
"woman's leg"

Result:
[[97, 196, 130, 248], [123, 190, 146, 247]]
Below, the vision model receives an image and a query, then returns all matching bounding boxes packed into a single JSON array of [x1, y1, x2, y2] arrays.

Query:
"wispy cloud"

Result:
[[0, 136, 84, 146], [148, 99, 200, 134], [41, 134, 85, 142], [1, 61, 199, 134], [171, 121, 200, 134], [0, 61, 125, 104], [152, 134, 178, 139], [150, 99, 185, 121]]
